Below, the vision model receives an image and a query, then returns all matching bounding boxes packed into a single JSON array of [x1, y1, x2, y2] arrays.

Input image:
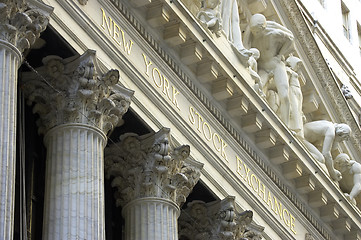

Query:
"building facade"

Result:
[[1, 0, 361, 239]]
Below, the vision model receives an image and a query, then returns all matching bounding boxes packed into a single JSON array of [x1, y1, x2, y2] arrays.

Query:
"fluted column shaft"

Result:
[[0, 40, 21, 240], [123, 197, 179, 240], [42, 124, 106, 240]]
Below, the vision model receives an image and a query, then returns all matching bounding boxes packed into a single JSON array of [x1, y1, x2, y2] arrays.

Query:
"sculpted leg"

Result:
[[350, 183, 361, 200], [273, 62, 290, 125], [302, 140, 325, 163]]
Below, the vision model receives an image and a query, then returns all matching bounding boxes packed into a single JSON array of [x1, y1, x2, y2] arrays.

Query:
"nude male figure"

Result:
[[303, 120, 351, 181], [335, 153, 361, 205], [244, 14, 294, 125]]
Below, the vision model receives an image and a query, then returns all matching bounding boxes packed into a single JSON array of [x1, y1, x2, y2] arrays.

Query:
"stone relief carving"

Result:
[[341, 84, 353, 99], [0, 0, 52, 53], [78, 0, 88, 5], [243, 13, 295, 126], [335, 153, 361, 205], [305, 233, 315, 240], [302, 121, 351, 181], [196, 0, 222, 36], [104, 128, 203, 207], [286, 56, 304, 138], [220, 0, 251, 61], [23, 50, 133, 135], [179, 196, 263, 240]]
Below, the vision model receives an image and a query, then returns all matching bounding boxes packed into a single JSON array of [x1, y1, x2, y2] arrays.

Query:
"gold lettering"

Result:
[[250, 174, 258, 192], [172, 86, 181, 110], [113, 21, 121, 45], [101, 8, 112, 36], [258, 181, 267, 203], [236, 156, 243, 177], [194, 112, 203, 133], [283, 209, 290, 227], [152, 68, 162, 88], [162, 76, 172, 101], [220, 139, 228, 161], [273, 197, 283, 219], [142, 54, 152, 76], [267, 191, 273, 209], [290, 215, 297, 234], [212, 133, 221, 151], [203, 122, 212, 141], [189, 106, 195, 124], [121, 29, 133, 55], [243, 163, 251, 184]]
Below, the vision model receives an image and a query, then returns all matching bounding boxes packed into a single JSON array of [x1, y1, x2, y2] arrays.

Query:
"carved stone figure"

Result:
[[247, 48, 264, 97], [197, 0, 222, 36], [244, 14, 295, 125], [334, 153, 361, 205], [303, 121, 351, 181], [220, 0, 251, 60], [286, 56, 304, 137]]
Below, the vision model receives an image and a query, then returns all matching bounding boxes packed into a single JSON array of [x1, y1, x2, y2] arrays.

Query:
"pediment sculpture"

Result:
[[335, 153, 361, 205]]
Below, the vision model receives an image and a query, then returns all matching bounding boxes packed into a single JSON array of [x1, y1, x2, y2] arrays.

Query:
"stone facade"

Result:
[[1, 0, 361, 239]]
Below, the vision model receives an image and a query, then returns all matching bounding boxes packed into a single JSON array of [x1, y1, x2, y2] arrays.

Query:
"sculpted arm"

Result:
[[322, 130, 342, 181]]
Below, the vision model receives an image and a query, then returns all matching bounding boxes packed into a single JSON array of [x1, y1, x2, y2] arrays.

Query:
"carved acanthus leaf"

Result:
[[104, 128, 203, 207], [0, 0, 52, 53], [23, 50, 133, 135], [179, 197, 263, 240]]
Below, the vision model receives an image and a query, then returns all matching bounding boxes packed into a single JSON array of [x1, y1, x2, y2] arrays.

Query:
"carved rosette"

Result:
[[0, 0, 52, 53], [179, 197, 264, 240], [23, 50, 133, 135], [104, 128, 203, 207]]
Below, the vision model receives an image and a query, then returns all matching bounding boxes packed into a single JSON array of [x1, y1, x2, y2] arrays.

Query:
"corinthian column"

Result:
[[0, 1, 52, 238], [179, 196, 264, 240], [23, 50, 134, 240], [105, 128, 203, 240]]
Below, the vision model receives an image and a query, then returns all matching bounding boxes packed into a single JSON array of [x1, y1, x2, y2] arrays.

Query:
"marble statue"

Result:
[[303, 120, 351, 181], [244, 14, 295, 125], [197, 0, 222, 36], [286, 56, 304, 137], [247, 48, 264, 96], [334, 153, 361, 205], [220, 0, 251, 60]]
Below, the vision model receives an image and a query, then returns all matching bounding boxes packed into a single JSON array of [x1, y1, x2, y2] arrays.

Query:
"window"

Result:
[[341, 2, 350, 40]]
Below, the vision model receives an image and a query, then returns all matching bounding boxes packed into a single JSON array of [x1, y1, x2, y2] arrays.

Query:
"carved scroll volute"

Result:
[[23, 50, 134, 135], [0, 0, 53, 53], [104, 128, 203, 207]]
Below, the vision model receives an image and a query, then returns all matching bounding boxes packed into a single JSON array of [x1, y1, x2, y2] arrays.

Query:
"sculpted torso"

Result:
[[303, 120, 335, 146], [251, 33, 285, 70]]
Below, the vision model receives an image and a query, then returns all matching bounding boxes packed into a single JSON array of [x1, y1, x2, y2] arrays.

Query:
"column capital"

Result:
[[23, 50, 134, 135], [0, 0, 53, 54], [179, 196, 264, 240], [105, 128, 203, 207]]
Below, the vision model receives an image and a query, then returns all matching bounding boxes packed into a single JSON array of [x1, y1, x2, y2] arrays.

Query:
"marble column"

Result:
[[23, 50, 134, 240], [105, 128, 203, 240], [179, 196, 264, 240], [0, 1, 52, 238]]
